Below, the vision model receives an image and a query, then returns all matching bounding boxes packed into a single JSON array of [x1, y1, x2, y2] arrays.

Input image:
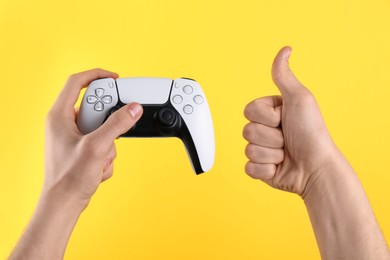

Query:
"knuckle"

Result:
[[242, 123, 255, 141], [67, 73, 78, 82], [245, 144, 257, 160], [66, 73, 81, 86], [243, 102, 254, 120], [45, 110, 55, 125], [106, 170, 113, 179], [92, 68, 103, 77], [45, 109, 60, 129], [245, 162, 257, 179], [245, 162, 276, 180]]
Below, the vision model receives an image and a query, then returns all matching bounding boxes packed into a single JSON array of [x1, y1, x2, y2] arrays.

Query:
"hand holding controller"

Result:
[[77, 77, 215, 174]]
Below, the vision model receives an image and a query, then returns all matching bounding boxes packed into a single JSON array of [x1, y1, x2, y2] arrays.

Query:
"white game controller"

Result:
[[77, 77, 215, 174]]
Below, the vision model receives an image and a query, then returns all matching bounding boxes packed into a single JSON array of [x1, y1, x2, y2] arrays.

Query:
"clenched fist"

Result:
[[243, 47, 337, 196]]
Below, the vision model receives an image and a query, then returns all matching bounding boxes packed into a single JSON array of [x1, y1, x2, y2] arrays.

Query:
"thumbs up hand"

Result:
[[243, 47, 337, 196]]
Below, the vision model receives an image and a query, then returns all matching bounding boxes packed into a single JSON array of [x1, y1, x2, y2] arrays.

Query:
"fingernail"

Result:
[[285, 48, 292, 61], [128, 103, 142, 118]]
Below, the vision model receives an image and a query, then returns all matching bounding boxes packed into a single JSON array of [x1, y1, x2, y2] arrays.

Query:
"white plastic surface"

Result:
[[116, 78, 172, 104], [170, 78, 215, 172], [77, 78, 118, 134], [77, 77, 215, 173]]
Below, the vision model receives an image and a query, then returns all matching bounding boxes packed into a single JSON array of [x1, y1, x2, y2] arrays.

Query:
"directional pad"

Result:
[[101, 95, 112, 104], [95, 88, 104, 97], [86, 89, 113, 112], [87, 96, 98, 104], [94, 102, 104, 111]]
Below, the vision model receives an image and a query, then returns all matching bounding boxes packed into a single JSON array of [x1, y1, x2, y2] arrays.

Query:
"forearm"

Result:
[[303, 150, 390, 260], [9, 187, 86, 260]]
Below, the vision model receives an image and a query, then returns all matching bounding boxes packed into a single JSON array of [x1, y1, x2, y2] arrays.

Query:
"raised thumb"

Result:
[[271, 46, 305, 97]]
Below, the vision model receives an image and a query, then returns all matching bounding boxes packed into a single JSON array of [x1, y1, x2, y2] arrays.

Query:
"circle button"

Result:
[[172, 95, 183, 104], [183, 105, 194, 115], [183, 85, 193, 94], [193, 95, 204, 104]]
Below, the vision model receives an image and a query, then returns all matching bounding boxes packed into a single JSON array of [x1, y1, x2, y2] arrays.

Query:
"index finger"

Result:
[[244, 96, 282, 127], [52, 68, 119, 117]]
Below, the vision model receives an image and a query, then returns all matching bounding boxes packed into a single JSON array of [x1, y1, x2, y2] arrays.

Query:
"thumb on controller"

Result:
[[91, 103, 143, 143]]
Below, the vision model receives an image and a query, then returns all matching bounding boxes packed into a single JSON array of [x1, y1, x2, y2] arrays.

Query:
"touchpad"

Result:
[[116, 78, 172, 104]]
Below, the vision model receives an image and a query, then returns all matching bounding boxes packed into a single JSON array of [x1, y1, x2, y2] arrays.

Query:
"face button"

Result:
[[95, 88, 105, 97], [157, 108, 177, 126], [172, 95, 183, 104], [87, 95, 98, 104], [193, 95, 204, 104], [183, 104, 194, 115], [94, 101, 104, 111], [183, 85, 193, 94], [101, 95, 112, 104]]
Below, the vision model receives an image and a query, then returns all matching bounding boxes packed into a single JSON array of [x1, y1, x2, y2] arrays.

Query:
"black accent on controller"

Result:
[[105, 102, 204, 174], [157, 108, 177, 127], [177, 120, 203, 174], [181, 77, 196, 82]]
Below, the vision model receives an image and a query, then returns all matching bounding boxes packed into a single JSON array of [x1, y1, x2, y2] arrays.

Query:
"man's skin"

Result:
[[9, 48, 390, 259], [243, 46, 390, 259], [9, 69, 144, 259]]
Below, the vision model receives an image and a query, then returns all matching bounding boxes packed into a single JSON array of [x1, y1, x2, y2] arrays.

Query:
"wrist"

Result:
[[40, 184, 89, 216], [301, 148, 358, 206], [300, 149, 390, 259], [9, 183, 88, 259]]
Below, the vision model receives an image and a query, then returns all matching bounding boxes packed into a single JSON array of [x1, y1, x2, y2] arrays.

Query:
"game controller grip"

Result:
[[77, 78, 118, 134], [170, 78, 215, 173], [77, 77, 215, 174]]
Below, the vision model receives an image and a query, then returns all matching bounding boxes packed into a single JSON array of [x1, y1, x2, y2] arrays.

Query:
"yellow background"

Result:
[[1, 0, 390, 259]]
